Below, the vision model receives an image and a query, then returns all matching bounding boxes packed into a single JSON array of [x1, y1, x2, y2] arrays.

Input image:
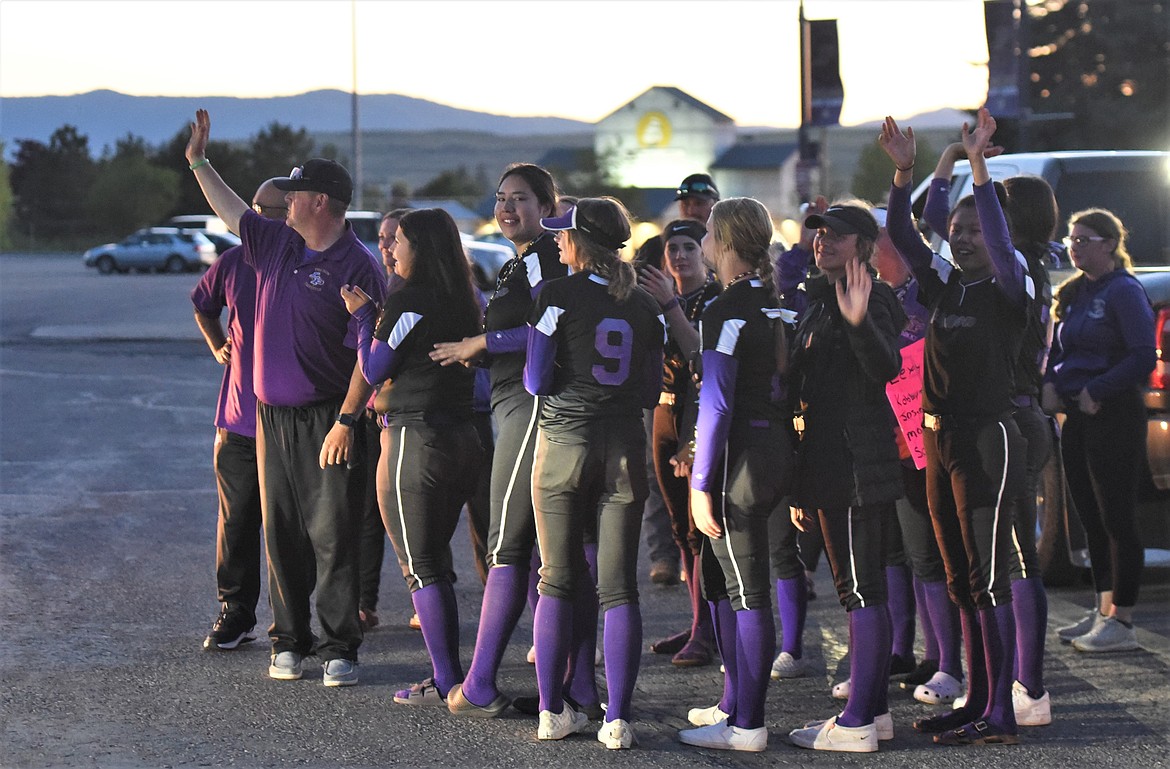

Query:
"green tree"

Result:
[[153, 125, 251, 219], [247, 122, 315, 193], [414, 165, 485, 206], [1006, 0, 1170, 150], [851, 136, 937, 205], [86, 135, 180, 237], [10, 125, 96, 240], [0, 143, 13, 250]]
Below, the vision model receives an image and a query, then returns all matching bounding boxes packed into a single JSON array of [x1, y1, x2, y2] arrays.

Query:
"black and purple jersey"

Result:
[[483, 233, 567, 399], [524, 271, 665, 431], [353, 284, 476, 425], [887, 182, 1033, 417], [662, 280, 721, 397], [691, 278, 790, 492]]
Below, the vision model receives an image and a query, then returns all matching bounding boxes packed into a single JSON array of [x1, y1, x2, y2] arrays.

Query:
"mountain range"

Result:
[[0, 89, 594, 154]]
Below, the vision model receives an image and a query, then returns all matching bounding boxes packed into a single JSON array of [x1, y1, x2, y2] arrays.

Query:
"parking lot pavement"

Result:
[[2, 254, 1168, 767]]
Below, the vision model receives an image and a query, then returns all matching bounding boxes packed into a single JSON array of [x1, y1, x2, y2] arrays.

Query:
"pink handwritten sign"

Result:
[[885, 338, 926, 470]]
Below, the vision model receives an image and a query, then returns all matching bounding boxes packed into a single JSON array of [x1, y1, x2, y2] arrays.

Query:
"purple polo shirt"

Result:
[[239, 210, 388, 407], [191, 245, 258, 437]]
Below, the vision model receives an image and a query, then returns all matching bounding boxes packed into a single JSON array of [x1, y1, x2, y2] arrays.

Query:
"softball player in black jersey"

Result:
[[341, 209, 484, 706], [525, 198, 665, 750], [882, 111, 1030, 746], [431, 165, 579, 718], [680, 198, 793, 754]]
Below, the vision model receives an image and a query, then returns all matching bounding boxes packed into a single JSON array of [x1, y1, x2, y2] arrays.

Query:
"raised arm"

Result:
[[185, 110, 250, 234], [879, 118, 941, 287]]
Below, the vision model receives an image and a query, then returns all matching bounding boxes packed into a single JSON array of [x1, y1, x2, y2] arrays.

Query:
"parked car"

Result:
[[911, 150, 1170, 266], [199, 231, 241, 263], [462, 235, 514, 289], [346, 211, 382, 256], [82, 228, 216, 274]]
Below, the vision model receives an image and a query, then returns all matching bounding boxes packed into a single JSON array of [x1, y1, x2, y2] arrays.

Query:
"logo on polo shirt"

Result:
[[305, 270, 328, 291]]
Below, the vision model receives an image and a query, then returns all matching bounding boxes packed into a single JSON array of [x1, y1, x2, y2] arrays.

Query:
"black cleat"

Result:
[[203, 604, 257, 651]]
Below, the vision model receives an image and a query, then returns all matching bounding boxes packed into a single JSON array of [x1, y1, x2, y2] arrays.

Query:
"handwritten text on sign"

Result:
[[885, 338, 926, 470]]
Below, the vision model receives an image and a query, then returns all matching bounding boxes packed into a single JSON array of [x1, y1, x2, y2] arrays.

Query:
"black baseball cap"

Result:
[[273, 158, 353, 204], [675, 173, 720, 201], [804, 205, 879, 240], [541, 205, 628, 250]]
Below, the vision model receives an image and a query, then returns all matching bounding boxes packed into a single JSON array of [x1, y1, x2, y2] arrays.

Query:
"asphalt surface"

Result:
[[1, 254, 1167, 769]]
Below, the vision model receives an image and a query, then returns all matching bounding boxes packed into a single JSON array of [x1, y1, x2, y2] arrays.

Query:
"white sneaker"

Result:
[[831, 678, 850, 699], [803, 711, 893, 741], [687, 704, 730, 726], [679, 721, 767, 752], [537, 703, 588, 740], [914, 671, 963, 705], [1012, 680, 1052, 726], [597, 718, 635, 749], [1056, 609, 1103, 643], [1073, 616, 1140, 652], [322, 658, 358, 687], [771, 651, 809, 679], [268, 651, 303, 681], [789, 715, 878, 753]]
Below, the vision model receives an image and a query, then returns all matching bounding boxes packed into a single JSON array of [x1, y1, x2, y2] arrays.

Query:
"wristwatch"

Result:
[[336, 413, 358, 427]]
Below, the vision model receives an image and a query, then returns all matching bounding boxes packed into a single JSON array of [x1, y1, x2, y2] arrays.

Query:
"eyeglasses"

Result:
[[1062, 235, 1108, 248], [289, 165, 304, 180], [252, 203, 288, 215]]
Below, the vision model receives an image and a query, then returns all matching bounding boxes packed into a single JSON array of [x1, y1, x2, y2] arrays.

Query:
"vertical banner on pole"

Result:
[[984, 0, 1021, 117], [808, 19, 843, 127]]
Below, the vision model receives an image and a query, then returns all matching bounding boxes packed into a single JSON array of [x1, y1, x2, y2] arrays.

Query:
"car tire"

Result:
[[164, 255, 186, 274], [96, 255, 116, 275]]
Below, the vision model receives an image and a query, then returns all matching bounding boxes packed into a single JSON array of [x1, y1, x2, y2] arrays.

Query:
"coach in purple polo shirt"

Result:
[[186, 109, 387, 687]]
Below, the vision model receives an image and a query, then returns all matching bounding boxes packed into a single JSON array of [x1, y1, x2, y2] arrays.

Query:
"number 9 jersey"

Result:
[[525, 271, 666, 432]]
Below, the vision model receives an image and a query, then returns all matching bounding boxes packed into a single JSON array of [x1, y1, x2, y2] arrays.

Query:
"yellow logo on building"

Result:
[[636, 112, 672, 148]]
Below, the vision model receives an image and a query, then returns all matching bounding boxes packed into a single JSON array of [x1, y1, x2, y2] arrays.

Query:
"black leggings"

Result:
[[1008, 404, 1054, 580], [1061, 389, 1147, 607]]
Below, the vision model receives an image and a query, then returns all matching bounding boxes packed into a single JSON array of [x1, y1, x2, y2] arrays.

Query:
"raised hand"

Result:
[[636, 263, 677, 307], [835, 257, 873, 328], [961, 107, 998, 160], [186, 109, 210, 166], [878, 116, 916, 172]]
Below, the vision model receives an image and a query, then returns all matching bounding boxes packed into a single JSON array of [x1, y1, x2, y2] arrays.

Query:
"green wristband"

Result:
[[189, 158, 210, 171]]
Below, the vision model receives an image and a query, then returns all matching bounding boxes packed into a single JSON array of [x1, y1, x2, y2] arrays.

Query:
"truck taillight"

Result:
[[1152, 307, 1170, 390]]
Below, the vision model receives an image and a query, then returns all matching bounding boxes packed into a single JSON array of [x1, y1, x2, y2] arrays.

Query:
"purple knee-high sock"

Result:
[[534, 594, 572, 713], [913, 578, 939, 662], [838, 605, 892, 728], [709, 599, 738, 716], [732, 608, 775, 729], [411, 581, 463, 697], [527, 546, 541, 617], [602, 603, 642, 721], [980, 603, 1018, 731], [956, 606, 988, 719], [564, 569, 600, 707], [462, 564, 528, 706], [886, 565, 915, 659], [924, 580, 962, 678], [686, 553, 713, 641], [775, 577, 807, 658], [1011, 577, 1047, 696]]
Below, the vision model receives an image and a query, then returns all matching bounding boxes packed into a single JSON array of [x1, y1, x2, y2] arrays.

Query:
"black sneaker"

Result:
[[203, 604, 257, 651]]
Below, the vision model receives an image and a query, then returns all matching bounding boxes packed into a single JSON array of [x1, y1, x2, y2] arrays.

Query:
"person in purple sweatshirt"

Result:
[[678, 198, 793, 754], [879, 109, 1030, 745], [524, 198, 664, 750], [191, 178, 288, 652], [1042, 208, 1155, 654]]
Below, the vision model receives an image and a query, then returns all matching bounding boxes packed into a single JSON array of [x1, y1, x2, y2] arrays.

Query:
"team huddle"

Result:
[[187, 107, 1156, 753]]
